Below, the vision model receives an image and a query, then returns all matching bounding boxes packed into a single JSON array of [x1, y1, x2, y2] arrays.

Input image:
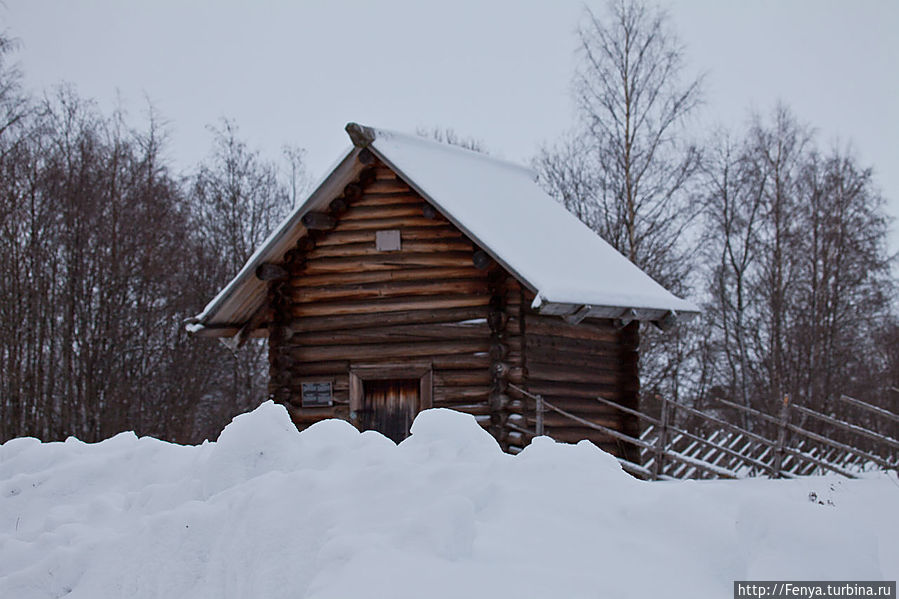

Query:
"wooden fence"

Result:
[[508, 384, 898, 480]]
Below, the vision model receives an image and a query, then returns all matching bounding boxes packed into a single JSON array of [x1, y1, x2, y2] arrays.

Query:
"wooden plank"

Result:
[[288, 306, 487, 332], [339, 204, 429, 221], [592, 396, 774, 475], [838, 394, 899, 424], [668, 396, 860, 477], [526, 333, 627, 357], [525, 316, 619, 341], [290, 322, 490, 346], [287, 360, 351, 376], [527, 345, 637, 369], [301, 212, 336, 230], [306, 239, 474, 259], [290, 278, 488, 304], [363, 179, 412, 194], [784, 421, 895, 471], [792, 404, 899, 452], [350, 193, 422, 207], [435, 370, 492, 387], [288, 339, 488, 362], [313, 227, 463, 247], [283, 403, 343, 425], [333, 216, 449, 231], [291, 266, 481, 288], [301, 252, 476, 274], [526, 381, 637, 400], [290, 294, 490, 317], [526, 361, 622, 385], [433, 386, 490, 403]]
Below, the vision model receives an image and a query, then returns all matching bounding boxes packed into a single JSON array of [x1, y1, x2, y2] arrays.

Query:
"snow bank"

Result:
[[1, 402, 896, 598]]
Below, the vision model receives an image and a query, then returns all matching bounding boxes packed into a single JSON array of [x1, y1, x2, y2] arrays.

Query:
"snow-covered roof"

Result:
[[189, 123, 697, 335]]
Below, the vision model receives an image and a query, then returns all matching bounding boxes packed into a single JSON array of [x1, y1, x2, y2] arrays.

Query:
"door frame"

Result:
[[348, 362, 433, 428]]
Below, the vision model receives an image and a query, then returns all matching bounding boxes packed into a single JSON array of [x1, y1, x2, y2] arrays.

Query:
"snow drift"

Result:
[[1, 402, 896, 598]]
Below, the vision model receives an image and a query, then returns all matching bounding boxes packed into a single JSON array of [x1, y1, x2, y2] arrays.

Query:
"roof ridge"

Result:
[[345, 121, 538, 181]]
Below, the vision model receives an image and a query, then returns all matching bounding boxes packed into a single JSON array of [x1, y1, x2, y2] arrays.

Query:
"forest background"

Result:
[[1, 1, 896, 444]]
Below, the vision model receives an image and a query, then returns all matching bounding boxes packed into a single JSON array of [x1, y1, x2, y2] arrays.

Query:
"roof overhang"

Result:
[[188, 122, 699, 339]]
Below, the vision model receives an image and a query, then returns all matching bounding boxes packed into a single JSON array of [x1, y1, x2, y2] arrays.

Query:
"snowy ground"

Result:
[[1, 403, 896, 599]]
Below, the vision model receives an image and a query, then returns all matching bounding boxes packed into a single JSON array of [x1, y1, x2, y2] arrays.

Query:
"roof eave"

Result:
[[192, 146, 364, 331]]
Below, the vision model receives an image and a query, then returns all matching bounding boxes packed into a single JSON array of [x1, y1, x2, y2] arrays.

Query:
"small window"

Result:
[[301, 381, 333, 407], [376, 229, 401, 251]]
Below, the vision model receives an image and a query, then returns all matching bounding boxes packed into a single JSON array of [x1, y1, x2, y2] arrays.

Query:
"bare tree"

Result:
[[188, 119, 295, 428], [416, 126, 488, 154], [535, 0, 706, 413], [701, 106, 896, 436], [538, 0, 703, 290]]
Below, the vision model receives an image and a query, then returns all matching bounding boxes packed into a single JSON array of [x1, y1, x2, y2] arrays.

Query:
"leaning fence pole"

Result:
[[652, 394, 670, 480], [535, 394, 544, 437], [772, 395, 791, 477]]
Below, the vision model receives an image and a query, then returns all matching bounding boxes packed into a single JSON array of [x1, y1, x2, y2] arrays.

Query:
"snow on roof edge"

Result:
[[190, 146, 359, 327], [367, 125, 540, 181]]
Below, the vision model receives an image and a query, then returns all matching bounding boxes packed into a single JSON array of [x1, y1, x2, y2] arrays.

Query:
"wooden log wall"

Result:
[[514, 291, 641, 460], [263, 157, 638, 459], [267, 161, 507, 433]]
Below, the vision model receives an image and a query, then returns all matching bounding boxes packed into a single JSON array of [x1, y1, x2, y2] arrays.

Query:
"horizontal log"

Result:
[[372, 167, 397, 180], [339, 204, 427, 221], [287, 339, 488, 362], [288, 305, 487, 332], [350, 192, 422, 207], [433, 386, 491, 403], [288, 321, 490, 346], [329, 197, 349, 213], [433, 354, 493, 371], [525, 317, 620, 342], [526, 361, 624, 385], [301, 252, 477, 274], [283, 403, 347, 425], [440, 403, 492, 416], [525, 398, 625, 418], [526, 346, 637, 370], [526, 333, 631, 357], [284, 359, 351, 376], [290, 278, 489, 304], [357, 147, 375, 164], [472, 250, 493, 270], [313, 227, 464, 248], [280, 355, 495, 377], [435, 370, 492, 387], [527, 354, 625, 384], [302, 211, 336, 230], [306, 239, 474, 259], [255, 262, 288, 281], [343, 182, 362, 199], [333, 216, 449, 231], [364, 178, 411, 194], [534, 412, 621, 429], [526, 381, 638, 399], [290, 294, 490, 317], [290, 266, 481, 288]]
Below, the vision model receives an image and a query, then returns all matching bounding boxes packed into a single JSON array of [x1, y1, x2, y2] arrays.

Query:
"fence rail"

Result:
[[507, 383, 898, 480]]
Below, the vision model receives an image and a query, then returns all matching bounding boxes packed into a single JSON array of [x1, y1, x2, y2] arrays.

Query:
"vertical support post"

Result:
[[652, 394, 670, 480], [535, 394, 544, 436], [772, 394, 791, 478], [487, 271, 510, 450]]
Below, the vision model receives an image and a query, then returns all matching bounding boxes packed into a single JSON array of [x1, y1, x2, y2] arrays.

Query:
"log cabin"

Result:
[[187, 123, 697, 458]]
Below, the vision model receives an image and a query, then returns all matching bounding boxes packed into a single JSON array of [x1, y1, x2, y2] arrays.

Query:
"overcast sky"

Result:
[[5, 0, 898, 250]]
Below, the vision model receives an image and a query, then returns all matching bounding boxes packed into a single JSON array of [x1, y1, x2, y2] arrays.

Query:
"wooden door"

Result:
[[360, 378, 419, 443]]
